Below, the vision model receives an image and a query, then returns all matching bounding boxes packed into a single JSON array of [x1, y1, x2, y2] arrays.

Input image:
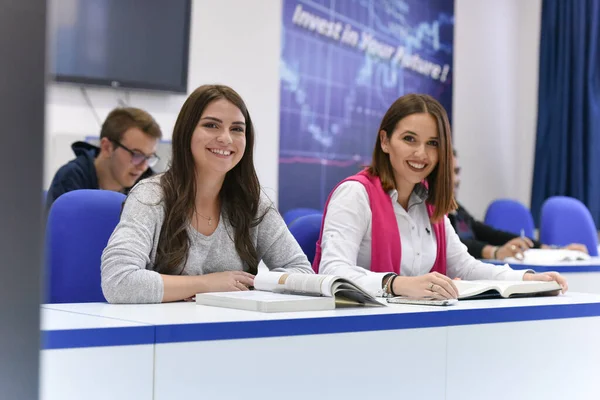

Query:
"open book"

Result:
[[195, 271, 383, 313], [505, 248, 590, 264], [453, 280, 562, 300]]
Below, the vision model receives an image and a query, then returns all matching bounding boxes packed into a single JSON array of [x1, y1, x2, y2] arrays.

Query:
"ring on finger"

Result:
[[429, 283, 435, 291], [510, 245, 516, 251]]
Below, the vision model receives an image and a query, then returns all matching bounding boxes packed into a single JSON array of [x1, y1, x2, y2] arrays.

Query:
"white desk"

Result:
[[43, 293, 600, 400], [443, 295, 600, 399], [40, 308, 154, 400]]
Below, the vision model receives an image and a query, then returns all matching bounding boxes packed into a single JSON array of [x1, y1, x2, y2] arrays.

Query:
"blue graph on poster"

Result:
[[279, 0, 454, 213]]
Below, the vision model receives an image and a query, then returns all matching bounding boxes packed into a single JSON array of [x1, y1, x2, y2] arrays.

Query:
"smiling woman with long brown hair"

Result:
[[313, 93, 567, 299], [101, 85, 312, 304]]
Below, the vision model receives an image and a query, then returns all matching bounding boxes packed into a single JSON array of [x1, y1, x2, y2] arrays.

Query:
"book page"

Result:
[[285, 274, 337, 297], [254, 271, 287, 292], [455, 280, 531, 298], [334, 288, 383, 306], [330, 280, 383, 306], [453, 280, 494, 298], [254, 272, 337, 297], [471, 280, 560, 296], [495, 280, 561, 297], [455, 280, 561, 299]]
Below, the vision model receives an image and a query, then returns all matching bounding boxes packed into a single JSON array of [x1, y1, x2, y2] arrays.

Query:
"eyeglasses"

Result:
[[111, 140, 160, 167]]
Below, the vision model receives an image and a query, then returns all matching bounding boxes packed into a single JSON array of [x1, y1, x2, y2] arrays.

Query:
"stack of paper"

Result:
[[505, 248, 591, 264]]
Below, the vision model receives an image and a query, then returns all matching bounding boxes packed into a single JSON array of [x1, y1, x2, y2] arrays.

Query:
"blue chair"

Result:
[[288, 214, 323, 264], [45, 190, 126, 303], [540, 196, 599, 256], [283, 207, 322, 226], [484, 199, 536, 238]]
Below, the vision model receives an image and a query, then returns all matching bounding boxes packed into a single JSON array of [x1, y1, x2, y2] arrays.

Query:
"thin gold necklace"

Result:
[[194, 209, 213, 226]]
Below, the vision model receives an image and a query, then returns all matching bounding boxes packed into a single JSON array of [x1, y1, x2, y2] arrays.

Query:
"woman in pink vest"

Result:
[[313, 94, 567, 299]]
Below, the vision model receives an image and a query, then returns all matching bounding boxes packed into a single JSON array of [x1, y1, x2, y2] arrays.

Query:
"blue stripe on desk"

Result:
[[483, 259, 600, 272], [155, 313, 449, 344], [41, 302, 600, 348], [42, 326, 155, 350], [445, 303, 600, 325], [509, 265, 600, 273], [155, 302, 600, 344]]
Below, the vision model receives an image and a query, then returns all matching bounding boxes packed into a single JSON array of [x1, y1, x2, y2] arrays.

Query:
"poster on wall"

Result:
[[278, 0, 454, 214]]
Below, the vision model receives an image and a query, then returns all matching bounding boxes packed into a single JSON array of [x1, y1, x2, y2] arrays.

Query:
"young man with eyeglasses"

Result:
[[46, 107, 162, 208]]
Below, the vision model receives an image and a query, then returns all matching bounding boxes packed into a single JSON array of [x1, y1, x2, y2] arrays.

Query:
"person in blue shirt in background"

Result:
[[46, 107, 162, 209]]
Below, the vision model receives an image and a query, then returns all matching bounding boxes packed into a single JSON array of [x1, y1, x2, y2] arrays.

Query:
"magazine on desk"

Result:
[[195, 272, 384, 313]]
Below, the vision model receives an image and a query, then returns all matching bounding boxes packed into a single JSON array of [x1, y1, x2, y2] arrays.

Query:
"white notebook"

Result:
[[196, 291, 335, 313], [454, 280, 562, 300]]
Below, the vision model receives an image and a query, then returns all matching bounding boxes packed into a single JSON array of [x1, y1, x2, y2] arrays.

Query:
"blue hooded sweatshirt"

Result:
[[46, 141, 153, 209]]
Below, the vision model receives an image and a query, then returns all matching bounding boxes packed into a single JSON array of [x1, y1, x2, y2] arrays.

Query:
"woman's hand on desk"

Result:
[[523, 271, 568, 293], [393, 272, 459, 300], [495, 237, 534, 260], [197, 271, 255, 293], [540, 243, 588, 253], [564, 243, 588, 253], [161, 272, 255, 303]]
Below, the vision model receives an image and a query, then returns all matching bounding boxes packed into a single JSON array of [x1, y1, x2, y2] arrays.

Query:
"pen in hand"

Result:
[[516, 229, 526, 260]]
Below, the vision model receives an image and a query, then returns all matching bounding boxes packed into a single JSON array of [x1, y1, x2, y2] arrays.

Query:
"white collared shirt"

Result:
[[319, 181, 528, 296]]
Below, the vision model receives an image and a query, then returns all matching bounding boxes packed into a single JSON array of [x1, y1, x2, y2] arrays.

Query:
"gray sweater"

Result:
[[101, 176, 313, 303]]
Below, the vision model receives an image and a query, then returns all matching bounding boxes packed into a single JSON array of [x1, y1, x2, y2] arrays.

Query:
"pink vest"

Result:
[[312, 170, 447, 275]]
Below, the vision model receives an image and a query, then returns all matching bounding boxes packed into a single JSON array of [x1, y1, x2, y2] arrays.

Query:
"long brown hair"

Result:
[[368, 93, 456, 221], [155, 85, 262, 275]]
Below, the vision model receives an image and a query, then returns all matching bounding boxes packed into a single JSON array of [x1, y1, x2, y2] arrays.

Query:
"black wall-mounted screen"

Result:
[[48, 0, 191, 93]]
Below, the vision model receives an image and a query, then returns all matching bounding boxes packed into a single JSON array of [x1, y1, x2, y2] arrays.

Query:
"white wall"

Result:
[[514, 0, 543, 215], [45, 0, 282, 200], [45, 0, 542, 216], [453, 0, 542, 219]]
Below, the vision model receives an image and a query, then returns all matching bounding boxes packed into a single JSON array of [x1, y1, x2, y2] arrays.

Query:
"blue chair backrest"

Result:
[[288, 214, 323, 264], [540, 196, 599, 256], [283, 207, 322, 226], [45, 189, 126, 303], [484, 199, 536, 238]]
